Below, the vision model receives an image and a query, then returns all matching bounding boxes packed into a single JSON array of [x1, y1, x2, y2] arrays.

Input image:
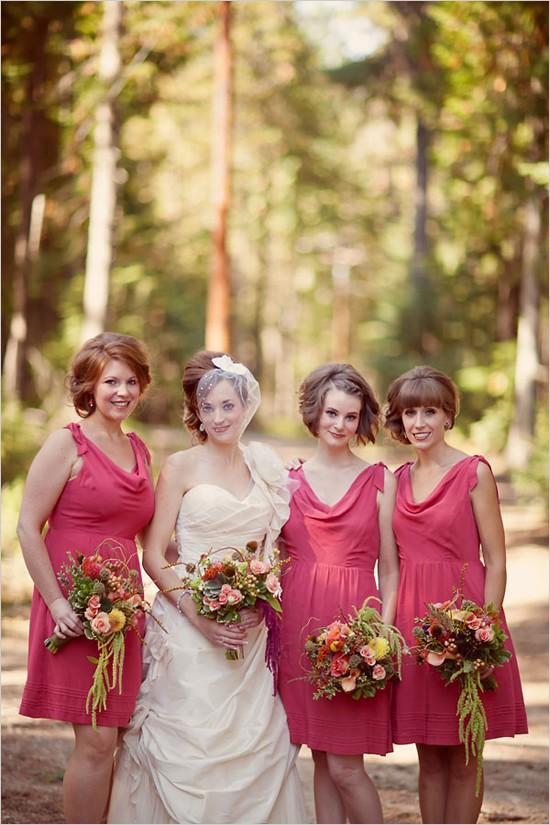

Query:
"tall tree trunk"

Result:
[[80, 1, 122, 344], [505, 194, 542, 470], [410, 116, 429, 294], [205, 0, 232, 352], [3, 16, 49, 401]]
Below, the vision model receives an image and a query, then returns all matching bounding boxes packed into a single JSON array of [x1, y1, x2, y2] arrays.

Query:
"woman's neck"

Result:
[[312, 440, 359, 468], [81, 414, 125, 440], [413, 440, 456, 469], [201, 439, 242, 465]]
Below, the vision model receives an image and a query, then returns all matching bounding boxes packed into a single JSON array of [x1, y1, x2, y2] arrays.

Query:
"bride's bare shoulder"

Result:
[[163, 446, 202, 473]]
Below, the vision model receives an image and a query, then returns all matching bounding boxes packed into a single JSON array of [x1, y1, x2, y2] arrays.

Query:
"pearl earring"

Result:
[[89, 397, 95, 409], [199, 422, 205, 432]]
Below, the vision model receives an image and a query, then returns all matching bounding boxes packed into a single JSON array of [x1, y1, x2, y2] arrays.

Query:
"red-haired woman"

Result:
[[384, 365, 528, 824], [278, 363, 399, 824], [18, 332, 155, 824]]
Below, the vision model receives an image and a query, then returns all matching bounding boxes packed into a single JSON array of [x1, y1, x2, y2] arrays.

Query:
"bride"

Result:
[[108, 351, 306, 824]]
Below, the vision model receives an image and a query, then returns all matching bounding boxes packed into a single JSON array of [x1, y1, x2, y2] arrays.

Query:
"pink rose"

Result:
[[465, 612, 482, 630], [204, 597, 221, 611], [359, 645, 376, 666], [227, 589, 244, 605], [372, 664, 386, 681], [84, 595, 101, 620], [475, 626, 494, 643], [330, 655, 350, 677], [127, 594, 143, 608], [250, 559, 268, 575], [218, 583, 232, 605], [90, 612, 112, 635], [265, 573, 282, 598]]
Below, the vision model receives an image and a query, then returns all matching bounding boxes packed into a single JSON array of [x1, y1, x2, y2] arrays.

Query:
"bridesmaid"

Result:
[[17, 332, 155, 825], [278, 363, 399, 824], [384, 365, 528, 824]]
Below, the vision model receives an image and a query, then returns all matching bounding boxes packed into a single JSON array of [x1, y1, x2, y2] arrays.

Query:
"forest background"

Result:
[[2, 0, 549, 586]]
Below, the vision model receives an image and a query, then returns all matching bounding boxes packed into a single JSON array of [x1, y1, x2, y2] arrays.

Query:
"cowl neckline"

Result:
[[402, 455, 480, 509], [66, 422, 147, 482], [295, 462, 382, 515]]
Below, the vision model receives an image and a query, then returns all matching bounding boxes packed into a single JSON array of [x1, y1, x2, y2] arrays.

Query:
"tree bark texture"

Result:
[[80, 0, 122, 344], [205, 0, 232, 353], [505, 194, 543, 470], [3, 15, 50, 400]]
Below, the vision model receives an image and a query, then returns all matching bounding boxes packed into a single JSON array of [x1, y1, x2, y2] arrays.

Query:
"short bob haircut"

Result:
[[384, 365, 460, 444], [67, 332, 151, 418], [182, 350, 227, 444], [299, 363, 380, 446]]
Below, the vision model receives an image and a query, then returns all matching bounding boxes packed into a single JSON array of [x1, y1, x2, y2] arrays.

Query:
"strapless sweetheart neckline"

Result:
[[185, 481, 256, 504]]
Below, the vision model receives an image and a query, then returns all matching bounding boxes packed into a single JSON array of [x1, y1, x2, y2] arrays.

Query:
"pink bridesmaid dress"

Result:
[[391, 454, 528, 745], [278, 463, 393, 756], [19, 423, 155, 727]]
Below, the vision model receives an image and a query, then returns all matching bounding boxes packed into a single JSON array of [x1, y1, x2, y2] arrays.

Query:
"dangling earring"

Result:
[[88, 397, 95, 410], [199, 422, 205, 432]]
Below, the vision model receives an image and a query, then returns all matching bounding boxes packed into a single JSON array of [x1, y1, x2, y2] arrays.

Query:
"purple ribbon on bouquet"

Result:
[[258, 600, 282, 696]]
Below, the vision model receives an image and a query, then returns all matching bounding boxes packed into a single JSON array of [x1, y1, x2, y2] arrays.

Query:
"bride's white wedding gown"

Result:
[[108, 443, 306, 824]]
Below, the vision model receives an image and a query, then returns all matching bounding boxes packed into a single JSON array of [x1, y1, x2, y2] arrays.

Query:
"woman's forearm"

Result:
[[143, 547, 191, 608], [483, 560, 506, 612], [17, 525, 65, 608], [378, 567, 399, 625]]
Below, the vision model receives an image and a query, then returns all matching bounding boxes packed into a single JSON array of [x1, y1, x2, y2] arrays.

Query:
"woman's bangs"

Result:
[[397, 378, 448, 411]]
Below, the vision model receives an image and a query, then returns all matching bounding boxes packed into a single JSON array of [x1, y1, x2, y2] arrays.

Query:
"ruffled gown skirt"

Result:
[[108, 594, 305, 824]]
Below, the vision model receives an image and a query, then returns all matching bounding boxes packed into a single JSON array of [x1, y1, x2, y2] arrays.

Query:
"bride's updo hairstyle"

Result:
[[384, 365, 460, 444], [182, 350, 260, 443], [299, 363, 380, 446]]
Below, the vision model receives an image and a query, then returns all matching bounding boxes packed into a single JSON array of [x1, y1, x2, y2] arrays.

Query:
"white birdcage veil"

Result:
[[196, 354, 261, 437]]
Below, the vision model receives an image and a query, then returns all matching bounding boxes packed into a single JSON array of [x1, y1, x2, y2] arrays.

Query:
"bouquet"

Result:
[[412, 583, 511, 795], [304, 598, 406, 701], [44, 539, 156, 728], [173, 541, 284, 689]]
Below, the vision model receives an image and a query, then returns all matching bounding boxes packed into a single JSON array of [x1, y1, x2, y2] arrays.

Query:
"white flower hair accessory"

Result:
[[211, 354, 248, 376]]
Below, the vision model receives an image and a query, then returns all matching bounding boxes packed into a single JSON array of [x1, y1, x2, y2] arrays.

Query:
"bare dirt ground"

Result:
[[2, 479, 548, 824]]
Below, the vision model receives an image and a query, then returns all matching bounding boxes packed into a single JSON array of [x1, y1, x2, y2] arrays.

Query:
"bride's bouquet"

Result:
[[304, 598, 406, 701], [412, 580, 511, 795], [175, 542, 285, 687], [44, 538, 157, 728]]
